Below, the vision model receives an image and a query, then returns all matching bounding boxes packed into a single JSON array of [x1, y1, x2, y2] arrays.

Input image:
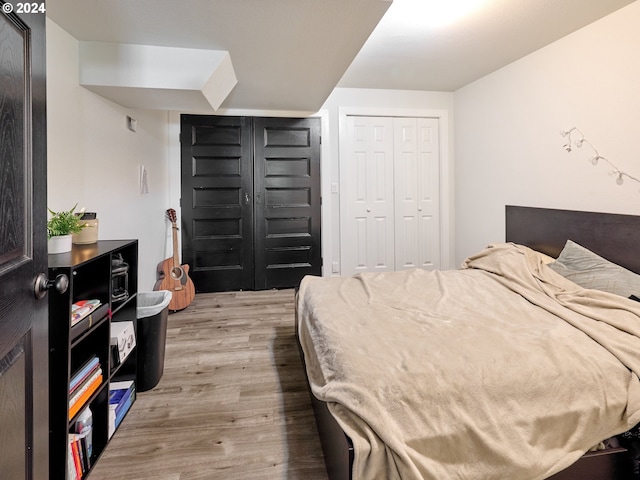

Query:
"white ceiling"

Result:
[[339, 0, 636, 92], [47, 0, 635, 112]]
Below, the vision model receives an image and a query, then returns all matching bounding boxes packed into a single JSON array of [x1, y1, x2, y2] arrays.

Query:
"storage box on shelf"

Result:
[[49, 240, 138, 479]]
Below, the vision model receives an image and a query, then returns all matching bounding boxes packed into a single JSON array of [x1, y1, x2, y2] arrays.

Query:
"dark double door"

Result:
[[180, 115, 321, 292]]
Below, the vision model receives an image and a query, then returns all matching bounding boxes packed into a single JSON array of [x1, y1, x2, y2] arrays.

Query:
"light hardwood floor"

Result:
[[89, 289, 328, 480]]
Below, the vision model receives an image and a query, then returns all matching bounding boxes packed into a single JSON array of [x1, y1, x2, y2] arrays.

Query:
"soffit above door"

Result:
[[79, 42, 237, 111], [47, 0, 391, 113]]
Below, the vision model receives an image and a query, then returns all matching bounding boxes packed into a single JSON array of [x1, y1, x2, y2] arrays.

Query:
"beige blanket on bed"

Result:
[[297, 243, 640, 480]]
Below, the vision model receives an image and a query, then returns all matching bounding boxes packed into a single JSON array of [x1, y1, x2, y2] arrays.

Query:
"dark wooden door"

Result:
[[0, 6, 49, 480], [181, 115, 254, 292], [253, 117, 321, 289], [180, 116, 321, 292]]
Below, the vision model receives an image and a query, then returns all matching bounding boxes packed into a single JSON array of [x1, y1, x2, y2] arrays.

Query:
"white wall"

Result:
[[46, 19, 171, 290], [454, 1, 640, 265]]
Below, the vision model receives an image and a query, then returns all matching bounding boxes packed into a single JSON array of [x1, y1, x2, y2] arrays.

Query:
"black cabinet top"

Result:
[[48, 240, 137, 269]]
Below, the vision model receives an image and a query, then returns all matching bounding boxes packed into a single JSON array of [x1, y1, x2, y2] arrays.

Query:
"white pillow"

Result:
[[548, 240, 640, 297]]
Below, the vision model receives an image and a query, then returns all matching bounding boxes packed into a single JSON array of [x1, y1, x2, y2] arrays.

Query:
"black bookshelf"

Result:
[[48, 240, 138, 479]]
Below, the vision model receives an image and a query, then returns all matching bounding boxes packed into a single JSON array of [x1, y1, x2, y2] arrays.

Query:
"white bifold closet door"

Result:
[[341, 116, 440, 276]]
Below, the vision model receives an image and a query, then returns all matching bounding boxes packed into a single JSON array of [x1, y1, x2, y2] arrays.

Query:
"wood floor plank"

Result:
[[88, 289, 328, 480]]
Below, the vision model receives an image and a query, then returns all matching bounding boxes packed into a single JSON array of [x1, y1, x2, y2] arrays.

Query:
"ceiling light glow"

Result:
[[388, 0, 489, 29]]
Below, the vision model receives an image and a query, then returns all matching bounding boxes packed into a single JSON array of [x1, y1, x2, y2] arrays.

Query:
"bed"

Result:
[[296, 205, 640, 480]]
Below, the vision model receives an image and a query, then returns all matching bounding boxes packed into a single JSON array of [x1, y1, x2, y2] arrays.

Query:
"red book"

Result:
[[70, 435, 82, 479]]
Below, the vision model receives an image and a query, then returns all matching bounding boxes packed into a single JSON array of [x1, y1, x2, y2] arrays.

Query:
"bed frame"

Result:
[[505, 205, 640, 275], [298, 205, 640, 480]]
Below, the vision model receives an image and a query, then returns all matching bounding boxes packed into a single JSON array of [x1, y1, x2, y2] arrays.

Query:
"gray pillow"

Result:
[[548, 240, 640, 297]]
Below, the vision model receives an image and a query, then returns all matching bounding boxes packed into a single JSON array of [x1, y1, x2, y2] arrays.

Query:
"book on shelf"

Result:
[[68, 431, 92, 479], [113, 385, 133, 419], [69, 371, 102, 419], [70, 303, 110, 342], [115, 390, 134, 429], [110, 380, 135, 423], [71, 299, 102, 327], [70, 367, 101, 403], [80, 434, 90, 472], [70, 356, 100, 394], [76, 433, 86, 473], [69, 367, 101, 407], [67, 435, 79, 480], [108, 380, 136, 438], [68, 434, 83, 480], [110, 380, 135, 396]]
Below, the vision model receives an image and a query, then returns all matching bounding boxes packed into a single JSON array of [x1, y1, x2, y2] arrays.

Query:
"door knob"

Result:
[[34, 273, 69, 300]]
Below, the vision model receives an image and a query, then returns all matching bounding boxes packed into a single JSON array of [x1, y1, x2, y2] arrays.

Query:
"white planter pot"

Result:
[[48, 234, 72, 254]]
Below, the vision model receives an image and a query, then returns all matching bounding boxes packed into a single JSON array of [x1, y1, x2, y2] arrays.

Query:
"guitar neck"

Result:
[[172, 222, 180, 265]]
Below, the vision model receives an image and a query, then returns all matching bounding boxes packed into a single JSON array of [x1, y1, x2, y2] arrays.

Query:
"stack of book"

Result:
[[70, 299, 109, 340], [67, 424, 92, 479], [68, 433, 84, 480], [69, 356, 102, 419], [71, 299, 101, 327], [108, 380, 136, 438]]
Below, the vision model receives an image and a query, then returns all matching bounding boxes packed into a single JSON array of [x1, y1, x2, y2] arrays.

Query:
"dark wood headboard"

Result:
[[505, 205, 640, 275]]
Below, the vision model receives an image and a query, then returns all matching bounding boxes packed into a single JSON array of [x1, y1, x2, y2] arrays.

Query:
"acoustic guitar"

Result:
[[154, 208, 195, 311]]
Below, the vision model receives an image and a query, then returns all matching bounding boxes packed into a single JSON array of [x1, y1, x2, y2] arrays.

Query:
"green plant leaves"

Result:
[[47, 204, 85, 239]]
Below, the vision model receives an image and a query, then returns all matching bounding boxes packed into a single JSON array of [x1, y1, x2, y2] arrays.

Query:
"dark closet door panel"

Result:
[[253, 117, 322, 290], [181, 115, 253, 292]]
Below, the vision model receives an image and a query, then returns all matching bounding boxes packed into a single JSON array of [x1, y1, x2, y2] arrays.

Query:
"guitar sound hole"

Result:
[[170, 267, 183, 280]]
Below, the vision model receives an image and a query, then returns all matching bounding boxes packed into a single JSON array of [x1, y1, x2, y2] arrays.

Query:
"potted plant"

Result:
[[47, 205, 85, 254]]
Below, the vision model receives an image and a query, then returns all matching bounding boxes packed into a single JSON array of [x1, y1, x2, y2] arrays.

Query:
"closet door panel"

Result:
[[181, 115, 254, 292], [394, 118, 420, 269], [253, 117, 322, 290], [416, 118, 440, 270], [394, 117, 440, 270], [341, 116, 395, 276]]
